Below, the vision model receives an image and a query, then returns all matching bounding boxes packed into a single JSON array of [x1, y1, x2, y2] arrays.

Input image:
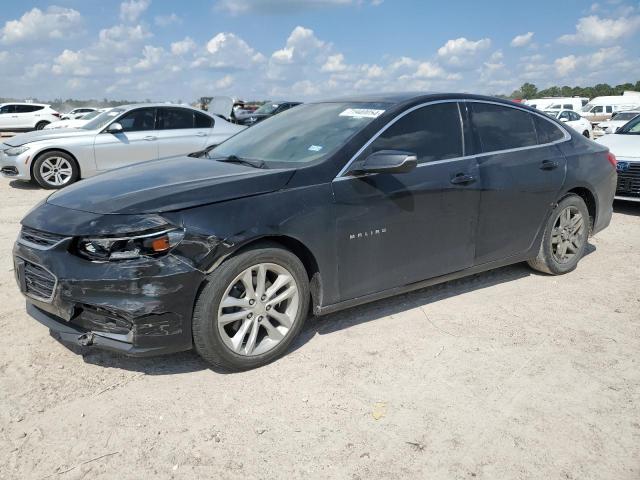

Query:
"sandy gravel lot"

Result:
[[0, 179, 638, 480]]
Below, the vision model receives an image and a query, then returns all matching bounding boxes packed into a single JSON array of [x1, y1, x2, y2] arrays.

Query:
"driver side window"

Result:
[[117, 108, 156, 132]]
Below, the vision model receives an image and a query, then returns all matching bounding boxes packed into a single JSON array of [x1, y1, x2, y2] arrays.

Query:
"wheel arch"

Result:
[[30, 148, 82, 179], [225, 235, 323, 313], [562, 186, 597, 232]]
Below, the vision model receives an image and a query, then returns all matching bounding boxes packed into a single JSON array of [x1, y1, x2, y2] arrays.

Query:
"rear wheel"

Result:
[[35, 121, 49, 130], [582, 130, 590, 138], [32, 151, 79, 189], [192, 244, 309, 371], [528, 194, 590, 275]]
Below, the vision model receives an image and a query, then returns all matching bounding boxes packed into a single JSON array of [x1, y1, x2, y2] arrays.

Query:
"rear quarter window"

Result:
[[533, 115, 565, 144], [195, 111, 214, 128], [470, 103, 538, 152]]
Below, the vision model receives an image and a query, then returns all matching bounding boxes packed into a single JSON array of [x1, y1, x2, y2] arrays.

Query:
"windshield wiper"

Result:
[[213, 155, 266, 169]]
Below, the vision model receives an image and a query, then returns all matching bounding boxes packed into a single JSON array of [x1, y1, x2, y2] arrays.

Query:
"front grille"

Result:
[[23, 261, 56, 300], [20, 226, 67, 249], [616, 161, 640, 198]]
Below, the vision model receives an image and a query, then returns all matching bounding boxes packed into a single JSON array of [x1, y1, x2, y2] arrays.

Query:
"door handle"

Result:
[[540, 160, 559, 170], [143, 136, 157, 141], [196, 132, 207, 137], [450, 173, 476, 185]]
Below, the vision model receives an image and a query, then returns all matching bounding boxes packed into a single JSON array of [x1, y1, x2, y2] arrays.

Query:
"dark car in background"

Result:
[[14, 93, 616, 371], [234, 100, 301, 126]]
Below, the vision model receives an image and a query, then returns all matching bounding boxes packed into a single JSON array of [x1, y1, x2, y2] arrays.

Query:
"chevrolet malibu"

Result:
[[1, 103, 244, 189], [14, 93, 616, 371]]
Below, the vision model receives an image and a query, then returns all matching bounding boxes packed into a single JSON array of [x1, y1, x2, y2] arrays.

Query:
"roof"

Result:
[[315, 92, 524, 107], [0, 102, 50, 106]]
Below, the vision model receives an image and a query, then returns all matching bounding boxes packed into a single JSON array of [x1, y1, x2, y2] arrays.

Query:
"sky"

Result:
[[0, 0, 639, 102]]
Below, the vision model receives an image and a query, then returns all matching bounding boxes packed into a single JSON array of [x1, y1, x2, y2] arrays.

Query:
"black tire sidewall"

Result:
[[32, 151, 79, 189], [193, 246, 310, 371], [541, 195, 590, 274], [35, 122, 48, 130]]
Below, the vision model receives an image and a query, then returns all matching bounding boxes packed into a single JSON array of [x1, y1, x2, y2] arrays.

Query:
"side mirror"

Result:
[[105, 122, 123, 134], [350, 150, 417, 175]]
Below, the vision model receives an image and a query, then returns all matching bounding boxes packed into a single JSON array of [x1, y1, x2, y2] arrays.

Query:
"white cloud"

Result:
[[134, 45, 165, 70], [216, 75, 234, 89], [437, 37, 491, 57], [171, 37, 196, 55], [511, 32, 534, 47], [52, 49, 94, 76], [321, 53, 347, 72], [554, 55, 578, 76], [559, 15, 640, 44], [0, 6, 82, 44], [155, 13, 181, 26], [120, 0, 151, 23], [191, 32, 264, 69], [271, 26, 325, 64], [214, 0, 379, 15]]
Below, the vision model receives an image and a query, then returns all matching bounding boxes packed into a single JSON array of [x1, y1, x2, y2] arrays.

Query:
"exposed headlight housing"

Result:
[[76, 228, 185, 261], [4, 146, 30, 156]]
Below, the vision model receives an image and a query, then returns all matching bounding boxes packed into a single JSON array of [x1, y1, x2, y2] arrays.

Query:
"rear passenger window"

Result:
[[563, 104, 573, 110], [605, 106, 613, 113], [470, 103, 537, 152], [533, 115, 565, 144], [194, 111, 214, 128], [369, 102, 463, 164], [160, 108, 194, 129]]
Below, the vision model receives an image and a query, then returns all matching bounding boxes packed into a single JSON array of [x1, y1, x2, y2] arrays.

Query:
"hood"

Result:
[[208, 96, 234, 119], [596, 134, 640, 159], [46, 156, 295, 214], [4, 128, 94, 147]]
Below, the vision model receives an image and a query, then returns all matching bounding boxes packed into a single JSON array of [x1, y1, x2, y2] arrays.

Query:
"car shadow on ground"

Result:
[[614, 200, 639, 217], [9, 180, 40, 190], [73, 244, 596, 375]]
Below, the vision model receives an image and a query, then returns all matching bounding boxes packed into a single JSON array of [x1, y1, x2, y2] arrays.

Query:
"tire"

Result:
[[32, 151, 79, 189], [583, 130, 590, 138], [528, 194, 590, 275], [35, 121, 49, 130], [192, 244, 310, 371]]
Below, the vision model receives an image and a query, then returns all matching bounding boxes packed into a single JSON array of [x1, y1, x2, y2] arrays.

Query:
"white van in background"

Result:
[[524, 97, 588, 111], [581, 92, 640, 122]]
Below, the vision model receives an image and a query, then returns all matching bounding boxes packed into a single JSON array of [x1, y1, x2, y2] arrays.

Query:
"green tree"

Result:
[[519, 82, 538, 99]]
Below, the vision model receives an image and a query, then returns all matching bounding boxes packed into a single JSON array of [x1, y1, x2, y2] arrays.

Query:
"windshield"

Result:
[[612, 112, 638, 122], [617, 116, 640, 134], [211, 102, 388, 164], [254, 103, 279, 115], [81, 108, 124, 130], [80, 110, 103, 120]]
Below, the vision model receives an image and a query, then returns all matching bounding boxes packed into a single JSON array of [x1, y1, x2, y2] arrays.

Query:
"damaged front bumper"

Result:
[[13, 220, 208, 357]]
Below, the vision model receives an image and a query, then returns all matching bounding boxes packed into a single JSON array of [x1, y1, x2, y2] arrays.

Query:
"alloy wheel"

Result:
[[551, 206, 585, 264], [217, 262, 300, 356], [39, 157, 73, 186]]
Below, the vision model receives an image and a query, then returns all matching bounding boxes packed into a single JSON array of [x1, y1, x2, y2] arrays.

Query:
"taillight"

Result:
[[607, 152, 617, 169], [52, 112, 61, 118]]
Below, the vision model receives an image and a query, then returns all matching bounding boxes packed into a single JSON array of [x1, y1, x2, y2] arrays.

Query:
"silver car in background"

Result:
[[0, 103, 245, 189]]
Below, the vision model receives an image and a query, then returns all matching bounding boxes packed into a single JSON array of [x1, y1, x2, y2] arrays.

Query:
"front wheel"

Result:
[[582, 130, 590, 138], [528, 194, 590, 275], [32, 151, 79, 189], [192, 244, 309, 371]]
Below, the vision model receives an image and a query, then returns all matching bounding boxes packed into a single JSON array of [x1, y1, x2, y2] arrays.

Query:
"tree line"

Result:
[[509, 81, 640, 100]]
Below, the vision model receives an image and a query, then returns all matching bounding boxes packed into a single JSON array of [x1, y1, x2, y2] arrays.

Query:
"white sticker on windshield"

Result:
[[308, 145, 323, 152], [339, 108, 385, 119]]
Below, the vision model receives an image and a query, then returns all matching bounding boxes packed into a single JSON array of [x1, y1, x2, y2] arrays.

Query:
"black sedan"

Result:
[[234, 101, 301, 126], [14, 93, 616, 371]]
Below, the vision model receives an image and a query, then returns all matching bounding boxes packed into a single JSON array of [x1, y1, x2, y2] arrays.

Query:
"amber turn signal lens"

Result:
[[150, 236, 171, 252]]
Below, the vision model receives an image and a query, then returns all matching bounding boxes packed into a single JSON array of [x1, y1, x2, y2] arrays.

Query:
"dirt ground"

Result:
[[0, 178, 638, 480]]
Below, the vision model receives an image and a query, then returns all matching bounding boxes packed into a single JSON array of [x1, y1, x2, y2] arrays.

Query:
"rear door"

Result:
[[469, 101, 567, 264], [156, 107, 210, 159], [332, 101, 480, 301], [94, 107, 159, 170]]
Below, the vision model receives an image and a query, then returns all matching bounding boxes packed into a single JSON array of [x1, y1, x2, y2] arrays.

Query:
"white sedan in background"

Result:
[[544, 109, 593, 138], [597, 115, 640, 202], [44, 108, 110, 130], [0, 103, 245, 189], [593, 111, 640, 137]]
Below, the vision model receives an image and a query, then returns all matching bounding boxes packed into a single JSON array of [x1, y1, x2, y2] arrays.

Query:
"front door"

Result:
[[332, 102, 480, 302], [156, 107, 209, 159], [0, 104, 17, 129], [468, 101, 567, 264], [94, 107, 159, 171]]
